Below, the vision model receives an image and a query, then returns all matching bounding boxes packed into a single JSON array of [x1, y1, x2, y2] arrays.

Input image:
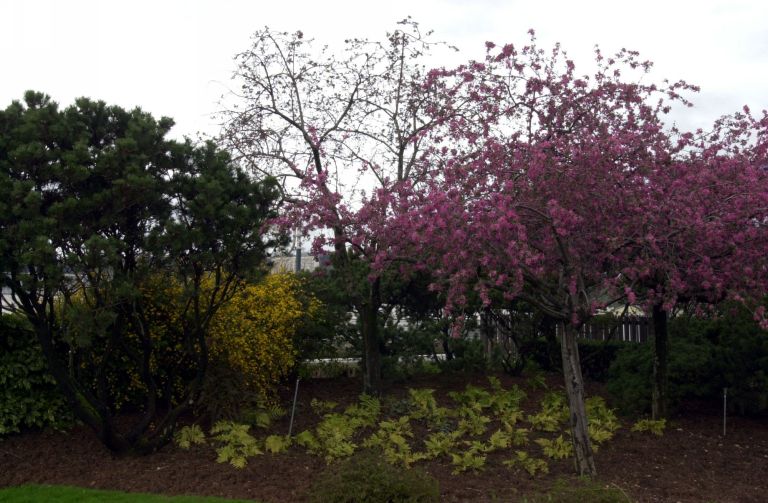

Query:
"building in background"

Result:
[[269, 250, 331, 274]]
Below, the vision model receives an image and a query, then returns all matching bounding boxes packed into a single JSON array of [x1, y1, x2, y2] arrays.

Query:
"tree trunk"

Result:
[[33, 315, 201, 456], [560, 322, 597, 476], [33, 322, 133, 452], [481, 308, 494, 363], [441, 319, 454, 360], [651, 304, 669, 420], [360, 277, 382, 396]]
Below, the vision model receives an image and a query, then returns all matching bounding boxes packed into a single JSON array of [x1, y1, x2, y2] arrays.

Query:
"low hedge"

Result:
[[607, 306, 768, 416], [0, 314, 73, 435], [309, 450, 440, 503]]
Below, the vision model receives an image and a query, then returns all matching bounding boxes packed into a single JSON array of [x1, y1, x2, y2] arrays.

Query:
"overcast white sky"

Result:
[[1, 0, 766, 140]]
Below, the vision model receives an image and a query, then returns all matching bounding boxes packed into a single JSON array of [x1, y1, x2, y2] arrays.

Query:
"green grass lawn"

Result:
[[0, 485, 257, 503]]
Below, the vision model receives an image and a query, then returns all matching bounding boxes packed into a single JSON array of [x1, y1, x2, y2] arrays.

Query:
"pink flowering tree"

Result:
[[381, 34, 700, 475], [621, 109, 768, 419]]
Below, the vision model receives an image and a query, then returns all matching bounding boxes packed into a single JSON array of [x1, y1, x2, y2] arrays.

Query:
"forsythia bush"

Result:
[[208, 273, 321, 400], [67, 272, 320, 412], [61, 277, 195, 411]]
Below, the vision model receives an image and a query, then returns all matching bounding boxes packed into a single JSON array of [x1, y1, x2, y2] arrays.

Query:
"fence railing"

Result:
[[561, 317, 651, 343]]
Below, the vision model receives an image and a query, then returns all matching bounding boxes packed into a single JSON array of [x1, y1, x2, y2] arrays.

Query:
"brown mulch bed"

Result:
[[1, 373, 766, 502]]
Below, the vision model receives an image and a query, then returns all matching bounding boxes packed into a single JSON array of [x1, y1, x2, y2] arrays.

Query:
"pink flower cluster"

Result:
[[287, 32, 768, 328]]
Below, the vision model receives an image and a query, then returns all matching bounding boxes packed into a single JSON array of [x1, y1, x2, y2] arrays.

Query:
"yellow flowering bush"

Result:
[[208, 272, 321, 401], [64, 271, 320, 413], [135, 271, 320, 403], [59, 276, 191, 411]]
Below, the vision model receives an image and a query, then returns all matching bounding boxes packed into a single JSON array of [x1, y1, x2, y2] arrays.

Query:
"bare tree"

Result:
[[220, 19, 459, 395]]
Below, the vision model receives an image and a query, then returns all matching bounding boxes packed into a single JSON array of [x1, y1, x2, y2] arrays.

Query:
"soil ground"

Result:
[[1, 372, 766, 502]]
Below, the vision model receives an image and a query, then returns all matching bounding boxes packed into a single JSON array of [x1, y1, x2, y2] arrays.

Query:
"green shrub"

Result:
[[439, 337, 493, 373], [64, 277, 203, 413], [363, 416, 419, 467], [606, 326, 713, 416], [85, 272, 313, 418], [195, 360, 288, 425], [578, 340, 627, 382], [520, 337, 561, 373], [174, 424, 206, 448], [449, 446, 486, 473], [707, 304, 768, 415], [381, 321, 445, 381], [296, 394, 381, 463], [504, 450, 549, 477], [520, 337, 628, 382], [196, 359, 262, 422], [604, 343, 653, 416], [408, 388, 450, 429], [606, 304, 768, 416], [534, 435, 572, 459], [586, 396, 620, 445], [210, 421, 262, 468], [0, 314, 73, 435], [293, 270, 356, 362], [309, 450, 440, 503], [381, 355, 442, 382], [631, 418, 666, 436]]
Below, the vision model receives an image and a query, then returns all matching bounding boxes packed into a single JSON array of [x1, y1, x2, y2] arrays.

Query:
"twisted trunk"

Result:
[[32, 311, 205, 456], [560, 322, 597, 476]]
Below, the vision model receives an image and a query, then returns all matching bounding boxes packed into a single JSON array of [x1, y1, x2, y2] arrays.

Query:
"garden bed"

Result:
[[1, 373, 766, 502]]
